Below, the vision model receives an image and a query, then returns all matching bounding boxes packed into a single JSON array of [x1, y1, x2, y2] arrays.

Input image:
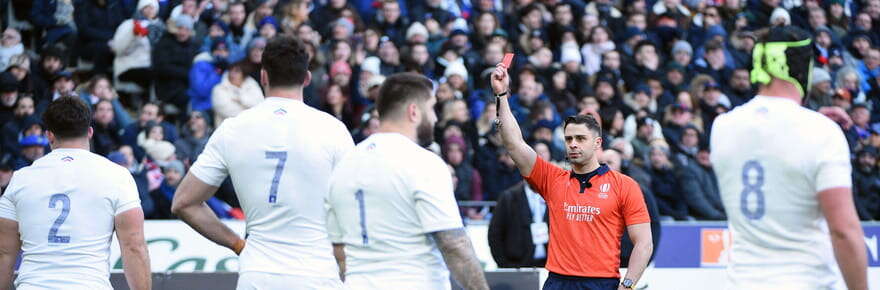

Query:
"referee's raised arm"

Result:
[[491, 64, 538, 176]]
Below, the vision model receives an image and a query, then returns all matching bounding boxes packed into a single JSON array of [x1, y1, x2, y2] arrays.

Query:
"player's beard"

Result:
[[416, 114, 434, 148]]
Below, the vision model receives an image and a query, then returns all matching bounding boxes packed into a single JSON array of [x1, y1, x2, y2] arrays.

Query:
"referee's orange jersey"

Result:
[[524, 156, 650, 278]]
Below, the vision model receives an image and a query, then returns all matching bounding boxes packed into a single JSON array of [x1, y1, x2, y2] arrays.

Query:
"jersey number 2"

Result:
[[355, 190, 368, 246], [48, 193, 71, 244], [266, 151, 288, 203], [740, 160, 765, 220]]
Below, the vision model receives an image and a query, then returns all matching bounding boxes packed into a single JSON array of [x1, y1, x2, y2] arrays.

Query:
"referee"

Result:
[[490, 64, 653, 290]]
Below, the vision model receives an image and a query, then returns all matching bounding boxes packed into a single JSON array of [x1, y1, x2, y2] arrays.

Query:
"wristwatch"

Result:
[[621, 278, 634, 289]]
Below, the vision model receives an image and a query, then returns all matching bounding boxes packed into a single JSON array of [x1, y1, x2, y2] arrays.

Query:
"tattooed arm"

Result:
[[431, 228, 489, 290]]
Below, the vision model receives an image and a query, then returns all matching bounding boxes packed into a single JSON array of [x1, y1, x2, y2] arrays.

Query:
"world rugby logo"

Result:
[[599, 183, 610, 193]]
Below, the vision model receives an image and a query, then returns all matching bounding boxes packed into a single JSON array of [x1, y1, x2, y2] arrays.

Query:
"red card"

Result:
[[501, 53, 514, 68]]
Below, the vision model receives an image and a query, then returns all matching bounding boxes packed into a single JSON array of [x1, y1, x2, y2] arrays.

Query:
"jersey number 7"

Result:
[[266, 151, 288, 203]]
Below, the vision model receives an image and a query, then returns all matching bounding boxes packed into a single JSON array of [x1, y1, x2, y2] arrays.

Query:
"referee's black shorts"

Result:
[[542, 272, 618, 290]]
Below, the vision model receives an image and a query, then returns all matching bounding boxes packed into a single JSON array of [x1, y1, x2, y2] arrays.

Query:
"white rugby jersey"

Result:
[[326, 133, 463, 290], [710, 96, 852, 290], [0, 148, 141, 289], [189, 97, 353, 278]]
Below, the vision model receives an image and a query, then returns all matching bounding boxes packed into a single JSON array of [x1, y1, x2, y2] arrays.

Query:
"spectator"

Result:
[[444, 135, 484, 218], [243, 0, 275, 33], [257, 16, 279, 40], [320, 84, 355, 130], [79, 74, 134, 127], [845, 104, 873, 149], [0, 29, 23, 72], [187, 40, 228, 112], [31, 0, 77, 51], [622, 40, 663, 89], [90, 100, 122, 156], [677, 131, 726, 220], [1, 96, 34, 154], [236, 37, 266, 86], [75, 0, 126, 75], [211, 64, 263, 126], [4, 55, 34, 95], [807, 68, 835, 110], [852, 146, 880, 220], [31, 47, 67, 103], [15, 135, 49, 169], [277, 0, 310, 34], [174, 111, 211, 164], [110, 0, 164, 100], [199, 20, 231, 53], [694, 39, 733, 85], [836, 66, 865, 104], [0, 153, 12, 194], [226, 2, 254, 62], [372, 0, 409, 46], [0, 72, 19, 124], [649, 143, 688, 220], [487, 178, 548, 268], [153, 14, 199, 113], [479, 146, 523, 201], [121, 101, 178, 160], [630, 116, 658, 163]]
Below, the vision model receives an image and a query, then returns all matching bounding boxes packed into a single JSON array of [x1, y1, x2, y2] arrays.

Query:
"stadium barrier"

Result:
[[10, 221, 880, 289]]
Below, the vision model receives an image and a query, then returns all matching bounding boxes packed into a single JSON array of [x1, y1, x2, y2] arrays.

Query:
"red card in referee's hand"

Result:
[[501, 53, 514, 69]]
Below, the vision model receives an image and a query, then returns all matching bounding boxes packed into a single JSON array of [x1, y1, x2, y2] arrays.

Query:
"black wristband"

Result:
[[494, 91, 508, 97]]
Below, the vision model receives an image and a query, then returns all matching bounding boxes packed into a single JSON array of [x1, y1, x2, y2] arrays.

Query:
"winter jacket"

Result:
[[109, 18, 158, 78], [75, 0, 126, 59], [211, 73, 263, 126], [152, 34, 198, 108], [0, 43, 24, 72], [186, 52, 224, 112], [31, 0, 77, 45], [676, 153, 726, 220]]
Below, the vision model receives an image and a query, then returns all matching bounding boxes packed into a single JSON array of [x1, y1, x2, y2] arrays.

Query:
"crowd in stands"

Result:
[[0, 0, 878, 221]]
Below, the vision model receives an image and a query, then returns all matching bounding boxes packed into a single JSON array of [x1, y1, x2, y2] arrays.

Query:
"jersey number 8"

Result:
[[740, 160, 766, 220]]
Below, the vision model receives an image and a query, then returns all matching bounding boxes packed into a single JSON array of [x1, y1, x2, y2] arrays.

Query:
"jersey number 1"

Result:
[[740, 160, 765, 220], [266, 151, 288, 203], [355, 190, 368, 246], [48, 193, 71, 244]]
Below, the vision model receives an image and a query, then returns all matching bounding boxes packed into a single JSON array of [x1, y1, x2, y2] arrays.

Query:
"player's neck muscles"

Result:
[[377, 122, 417, 144], [51, 139, 90, 151], [758, 79, 803, 104], [266, 87, 304, 101]]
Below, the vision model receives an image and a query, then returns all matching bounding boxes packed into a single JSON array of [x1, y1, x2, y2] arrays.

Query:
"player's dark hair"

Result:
[[42, 96, 91, 139], [563, 114, 602, 137], [376, 73, 433, 121], [262, 35, 310, 88]]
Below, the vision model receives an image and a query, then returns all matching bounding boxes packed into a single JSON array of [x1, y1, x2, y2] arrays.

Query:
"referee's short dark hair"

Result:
[[564, 114, 602, 137], [43, 96, 91, 140], [376, 72, 433, 121]]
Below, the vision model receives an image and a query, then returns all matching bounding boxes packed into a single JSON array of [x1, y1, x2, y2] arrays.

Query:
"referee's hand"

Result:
[[491, 64, 509, 95]]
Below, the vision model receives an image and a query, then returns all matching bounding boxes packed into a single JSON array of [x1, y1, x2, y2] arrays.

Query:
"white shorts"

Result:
[[237, 272, 344, 290], [344, 273, 450, 290]]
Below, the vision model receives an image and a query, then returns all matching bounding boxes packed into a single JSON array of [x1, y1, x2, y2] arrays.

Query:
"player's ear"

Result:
[[260, 69, 268, 88], [408, 102, 419, 123], [87, 127, 94, 139], [303, 70, 312, 87], [46, 130, 56, 147]]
